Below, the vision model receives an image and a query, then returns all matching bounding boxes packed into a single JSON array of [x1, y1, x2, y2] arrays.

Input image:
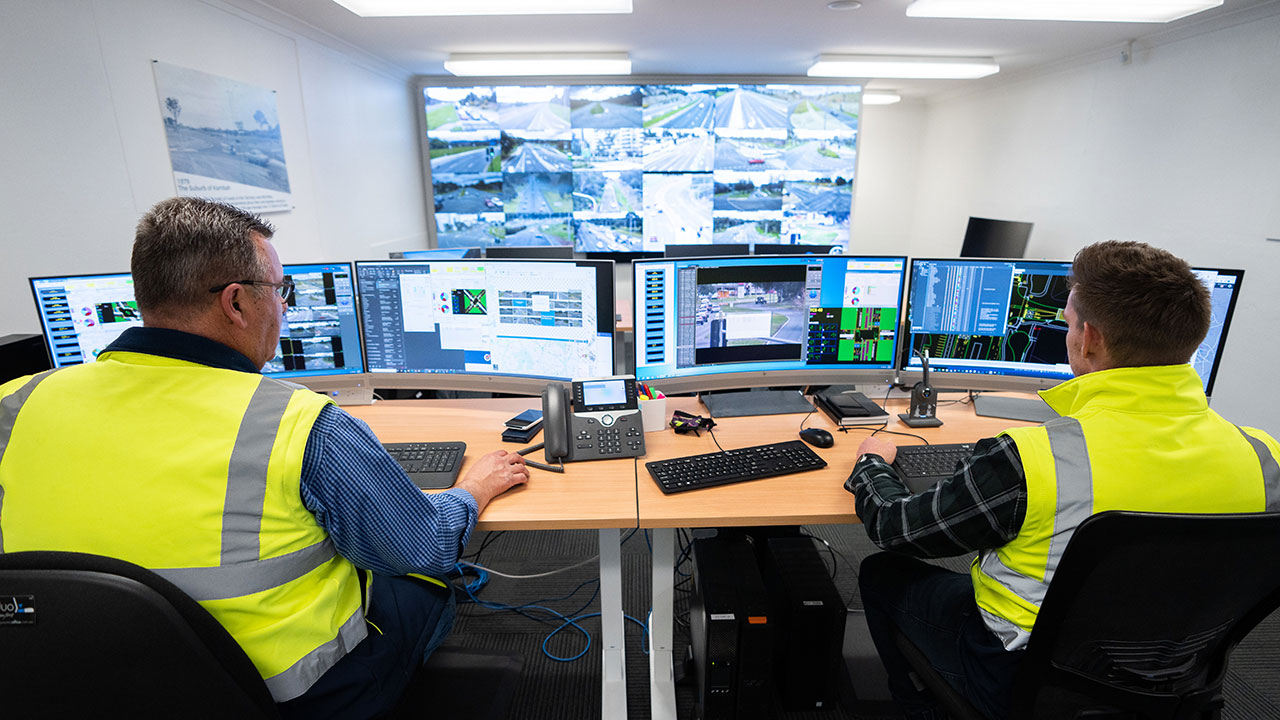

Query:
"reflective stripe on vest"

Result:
[[978, 420, 1280, 650], [977, 417, 1093, 649], [266, 607, 366, 701], [0, 370, 59, 553], [1239, 427, 1280, 511]]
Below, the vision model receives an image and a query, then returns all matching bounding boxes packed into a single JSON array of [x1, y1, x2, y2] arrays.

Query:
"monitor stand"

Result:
[[699, 389, 814, 418], [972, 394, 1059, 423]]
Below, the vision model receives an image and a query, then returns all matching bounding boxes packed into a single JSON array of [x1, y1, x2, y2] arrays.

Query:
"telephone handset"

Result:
[[541, 376, 645, 464]]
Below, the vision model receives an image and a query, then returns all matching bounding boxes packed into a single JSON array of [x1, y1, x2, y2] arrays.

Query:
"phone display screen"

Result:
[[582, 380, 627, 406]]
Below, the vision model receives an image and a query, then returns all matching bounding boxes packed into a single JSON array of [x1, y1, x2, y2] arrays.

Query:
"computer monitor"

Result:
[[29, 265, 369, 399], [633, 255, 908, 402], [752, 243, 833, 255], [899, 258, 1245, 397], [29, 272, 139, 368], [483, 245, 575, 259], [354, 258, 616, 394], [265, 262, 369, 400], [391, 248, 482, 260], [664, 243, 750, 258], [960, 217, 1034, 258]]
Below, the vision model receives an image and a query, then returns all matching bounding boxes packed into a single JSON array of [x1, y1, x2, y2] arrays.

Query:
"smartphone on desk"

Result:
[[504, 408, 543, 431]]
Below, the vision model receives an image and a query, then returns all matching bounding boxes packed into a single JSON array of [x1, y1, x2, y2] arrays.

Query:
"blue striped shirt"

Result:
[[300, 404, 479, 576], [104, 327, 479, 577]]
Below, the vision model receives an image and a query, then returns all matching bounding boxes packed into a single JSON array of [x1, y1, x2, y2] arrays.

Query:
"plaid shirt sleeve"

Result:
[[843, 435, 1028, 558]]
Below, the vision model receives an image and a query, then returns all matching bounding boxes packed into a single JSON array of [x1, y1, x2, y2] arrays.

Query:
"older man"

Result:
[[0, 197, 530, 718]]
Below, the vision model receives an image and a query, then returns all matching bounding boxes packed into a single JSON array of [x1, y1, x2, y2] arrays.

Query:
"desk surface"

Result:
[[346, 391, 1040, 531], [345, 397, 639, 532], [636, 393, 1038, 528]]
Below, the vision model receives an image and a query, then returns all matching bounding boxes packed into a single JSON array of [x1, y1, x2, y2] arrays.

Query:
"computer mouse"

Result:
[[799, 427, 834, 449]]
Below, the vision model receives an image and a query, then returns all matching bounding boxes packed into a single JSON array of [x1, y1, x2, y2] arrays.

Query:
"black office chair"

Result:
[[0, 550, 281, 718], [893, 511, 1280, 720], [0, 550, 524, 720]]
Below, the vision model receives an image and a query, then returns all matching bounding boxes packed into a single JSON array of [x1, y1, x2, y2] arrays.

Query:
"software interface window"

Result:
[[902, 259, 1244, 394], [263, 263, 364, 378], [634, 256, 905, 387], [905, 259, 1074, 384], [30, 273, 139, 368], [356, 260, 614, 382]]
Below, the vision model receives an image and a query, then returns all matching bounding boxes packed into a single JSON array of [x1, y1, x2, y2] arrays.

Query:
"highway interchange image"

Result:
[[424, 82, 861, 251]]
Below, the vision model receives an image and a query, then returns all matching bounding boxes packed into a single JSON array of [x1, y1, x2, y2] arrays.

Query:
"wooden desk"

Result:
[[345, 397, 637, 720], [637, 393, 1040, 720]]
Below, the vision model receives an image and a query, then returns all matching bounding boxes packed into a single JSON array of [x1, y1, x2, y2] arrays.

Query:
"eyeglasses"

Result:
[[208, 280, 294, 302]]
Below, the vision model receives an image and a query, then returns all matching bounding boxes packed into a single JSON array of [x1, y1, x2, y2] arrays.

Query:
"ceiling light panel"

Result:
[[444, 53, 632, 76], [809, 54, 999, 79], [905, 0, 1222, 23], [862, 91, 902, 105], [332, 0, 632, 17]]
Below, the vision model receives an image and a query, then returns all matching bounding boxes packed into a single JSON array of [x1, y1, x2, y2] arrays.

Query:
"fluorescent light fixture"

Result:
[[331, 0, 632, 16], [444, 53, 632, 77], [862, 91, 902, 105], [905, 0, 1222, 23], [809, 54, 999, 79]]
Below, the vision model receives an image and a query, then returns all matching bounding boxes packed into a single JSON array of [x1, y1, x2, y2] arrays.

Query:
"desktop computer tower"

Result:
[[689, 536, 774, 720], [752, 533, 847, 712]]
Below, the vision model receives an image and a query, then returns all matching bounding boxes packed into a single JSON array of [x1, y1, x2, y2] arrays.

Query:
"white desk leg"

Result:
[[649, 528, 678, 720], [598, 528, 627, 720]]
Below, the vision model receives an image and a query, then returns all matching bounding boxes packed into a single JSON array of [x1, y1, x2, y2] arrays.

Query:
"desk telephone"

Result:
[[541, 376, 646, 463]]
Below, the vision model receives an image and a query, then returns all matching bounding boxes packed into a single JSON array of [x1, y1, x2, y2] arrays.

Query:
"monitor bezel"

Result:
[[897, 256, 1074, 393], [354, 257, 617, 396], [630, 254, 907, 395]]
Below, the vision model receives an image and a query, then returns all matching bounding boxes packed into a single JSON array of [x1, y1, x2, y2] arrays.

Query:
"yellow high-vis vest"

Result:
[[0, 350, 367, 702], [970, 364, 1280, 651]]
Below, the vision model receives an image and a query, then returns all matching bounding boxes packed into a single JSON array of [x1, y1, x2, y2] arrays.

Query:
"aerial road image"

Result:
[[498, 86, 571, 140], [644, 86, 716, 129], [643, 173, 713, 249], [569, 86, 642, 128]]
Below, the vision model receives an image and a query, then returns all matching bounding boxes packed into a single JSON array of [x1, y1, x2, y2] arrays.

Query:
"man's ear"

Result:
[[217, 285, 250, 328], [1079, 321, 1110, 370]]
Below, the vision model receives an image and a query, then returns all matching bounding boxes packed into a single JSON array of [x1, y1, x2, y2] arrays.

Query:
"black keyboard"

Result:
[[892, 443, 973, 494], [645, 440, 827, 495], [384, 441, 466, 490]]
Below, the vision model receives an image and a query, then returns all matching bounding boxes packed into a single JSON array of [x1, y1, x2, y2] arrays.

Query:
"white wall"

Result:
[[895, 11, 1280, 431], [0, 0, 427, 337], [850, 100, 927, 255]]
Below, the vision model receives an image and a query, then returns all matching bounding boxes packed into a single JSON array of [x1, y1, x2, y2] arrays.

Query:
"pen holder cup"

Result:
[[640, 398, 668, 433]]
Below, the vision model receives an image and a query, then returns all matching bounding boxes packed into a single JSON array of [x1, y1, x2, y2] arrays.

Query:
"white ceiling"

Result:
[[242, 0, 1276, 98]]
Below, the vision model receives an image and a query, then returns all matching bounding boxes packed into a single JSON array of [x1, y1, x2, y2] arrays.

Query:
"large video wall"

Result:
[[419, 81, 862, 254]]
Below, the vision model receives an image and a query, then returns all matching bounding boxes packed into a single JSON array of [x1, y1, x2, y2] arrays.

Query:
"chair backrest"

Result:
[[0, 550, 280, 718], [1013, 511, 1280, 720]]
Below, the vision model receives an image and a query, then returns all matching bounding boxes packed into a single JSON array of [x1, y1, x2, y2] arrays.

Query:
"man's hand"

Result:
[[455, 450, 529, 512], [856, 436, 899, 465]]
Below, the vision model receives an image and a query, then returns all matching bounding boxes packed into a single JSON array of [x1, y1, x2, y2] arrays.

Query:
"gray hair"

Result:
[[132, 197, 275, 318]]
